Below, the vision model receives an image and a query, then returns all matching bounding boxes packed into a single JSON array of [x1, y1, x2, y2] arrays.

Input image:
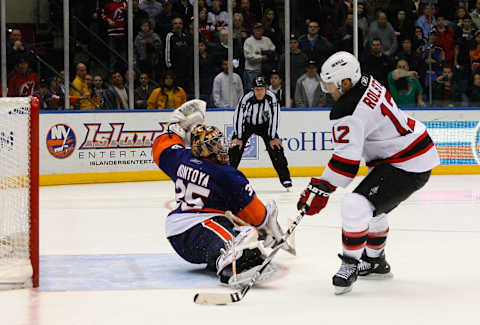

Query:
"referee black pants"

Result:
[[228, 124, 291, 185]]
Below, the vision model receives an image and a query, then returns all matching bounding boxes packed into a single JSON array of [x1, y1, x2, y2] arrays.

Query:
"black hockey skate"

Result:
[[332, 254, 359, 295], [358, 250, 393, 279]]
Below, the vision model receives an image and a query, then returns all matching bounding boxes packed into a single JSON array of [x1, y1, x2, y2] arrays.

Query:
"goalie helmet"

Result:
[[320, 51, 361, 93], [191, 124, 229, 165]]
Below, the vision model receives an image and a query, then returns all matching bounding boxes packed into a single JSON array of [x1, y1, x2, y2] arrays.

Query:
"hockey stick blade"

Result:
[[193, 209, 307, 305], [193, 292, 242, 305]]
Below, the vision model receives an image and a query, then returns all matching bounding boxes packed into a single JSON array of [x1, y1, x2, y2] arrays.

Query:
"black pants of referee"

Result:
[[228, 124, 292, 186]]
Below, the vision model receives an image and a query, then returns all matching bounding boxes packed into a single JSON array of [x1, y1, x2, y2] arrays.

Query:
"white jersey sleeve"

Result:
[[321, 115, 364, 188]]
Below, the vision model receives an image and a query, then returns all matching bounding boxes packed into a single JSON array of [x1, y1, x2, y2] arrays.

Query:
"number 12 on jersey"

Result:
[[380, 91, 415, 136]]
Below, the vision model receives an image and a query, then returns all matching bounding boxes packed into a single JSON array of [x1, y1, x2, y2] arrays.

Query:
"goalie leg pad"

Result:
[[258, 200, 285, 248], [216, 226, 267, 284]]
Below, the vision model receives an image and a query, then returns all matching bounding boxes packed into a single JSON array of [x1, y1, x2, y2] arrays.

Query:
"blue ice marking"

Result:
[[39, 253, 219, 291]]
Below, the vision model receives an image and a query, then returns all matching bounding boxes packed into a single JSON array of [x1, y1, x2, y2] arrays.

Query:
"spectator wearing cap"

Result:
[[418, 28, 446, 85], [7, 57, 39, 97], [362, 38, 394, 87], [229, 75, 292, 191], [268, 69, 285, 107], [243, 22, 276, 91], [297, 20, 334, 69], [388, 59, 425, 107], [279, 34, 308, 97], [294, 60, 332, 108], [367, 9, 398, 57], [212, 58, 243, 108]]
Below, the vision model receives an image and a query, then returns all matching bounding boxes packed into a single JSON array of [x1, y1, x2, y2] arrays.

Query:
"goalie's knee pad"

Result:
[[341, 193, 374, 232], [216, 226, 266, 280]]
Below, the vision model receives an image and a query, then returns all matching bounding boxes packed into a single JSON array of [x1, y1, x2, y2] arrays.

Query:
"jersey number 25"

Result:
[[175, 178, 211, 211]]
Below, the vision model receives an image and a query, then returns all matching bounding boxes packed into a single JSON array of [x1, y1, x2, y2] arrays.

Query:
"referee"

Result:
[[229, 76, 292, 191]]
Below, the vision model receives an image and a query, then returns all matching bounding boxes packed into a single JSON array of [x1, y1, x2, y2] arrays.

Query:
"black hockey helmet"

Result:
[[252, 76, 267, 88], [191, 124, 229, 165]]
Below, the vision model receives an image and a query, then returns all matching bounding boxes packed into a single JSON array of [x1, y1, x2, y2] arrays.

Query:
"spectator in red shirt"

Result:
[[435, 14, 456, 64], [7, 57, 39, 97]]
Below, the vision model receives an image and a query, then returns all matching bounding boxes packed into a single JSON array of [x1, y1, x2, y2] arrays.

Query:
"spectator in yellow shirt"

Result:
[[70, 62, 95, 110], [147, 71, 186, 109]]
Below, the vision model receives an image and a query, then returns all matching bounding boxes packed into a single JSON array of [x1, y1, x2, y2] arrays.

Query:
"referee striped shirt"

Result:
[[232, 90, 280, 140]]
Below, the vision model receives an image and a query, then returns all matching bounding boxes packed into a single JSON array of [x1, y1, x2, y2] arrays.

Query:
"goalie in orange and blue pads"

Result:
[[152, 100, 285, 288]]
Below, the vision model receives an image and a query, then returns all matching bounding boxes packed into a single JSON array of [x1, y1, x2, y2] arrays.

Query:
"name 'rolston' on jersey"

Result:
[[320, 74, 439, 189]]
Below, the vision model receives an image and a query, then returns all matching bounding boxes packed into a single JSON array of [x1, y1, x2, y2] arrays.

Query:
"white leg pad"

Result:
[[341, 193, 374, 232]]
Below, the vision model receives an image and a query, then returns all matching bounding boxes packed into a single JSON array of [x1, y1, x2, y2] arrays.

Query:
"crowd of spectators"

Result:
[[5, 0, 480, 109]]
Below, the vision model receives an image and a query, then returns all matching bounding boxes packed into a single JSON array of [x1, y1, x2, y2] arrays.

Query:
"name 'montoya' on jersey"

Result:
[[177, 163, 210, 187]]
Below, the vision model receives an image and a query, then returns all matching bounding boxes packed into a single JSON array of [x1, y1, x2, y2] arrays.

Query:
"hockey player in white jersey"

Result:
[[297, 51, 440, 295]]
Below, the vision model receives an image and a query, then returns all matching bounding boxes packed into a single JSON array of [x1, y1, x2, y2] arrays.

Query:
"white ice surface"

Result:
[[1, 175, 479, 325]]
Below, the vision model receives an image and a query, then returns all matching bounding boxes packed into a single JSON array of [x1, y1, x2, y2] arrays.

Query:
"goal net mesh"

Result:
[[0, 97, 34, 288]]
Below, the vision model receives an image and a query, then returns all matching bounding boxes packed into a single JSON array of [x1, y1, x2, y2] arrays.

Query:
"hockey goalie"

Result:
[[151, 99, 285, 288]]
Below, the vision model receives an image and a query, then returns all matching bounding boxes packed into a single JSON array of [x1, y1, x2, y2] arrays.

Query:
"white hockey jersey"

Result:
[[321, 75, 440, 188]]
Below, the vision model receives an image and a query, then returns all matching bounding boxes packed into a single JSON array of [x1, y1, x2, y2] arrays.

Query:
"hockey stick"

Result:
[[225, 211, 296, 256], [193, 208, 308, 305]]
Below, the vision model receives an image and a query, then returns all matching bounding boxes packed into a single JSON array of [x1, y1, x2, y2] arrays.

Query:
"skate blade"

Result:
[[334, 285, 353, 295], [359, 272, 394, 280]]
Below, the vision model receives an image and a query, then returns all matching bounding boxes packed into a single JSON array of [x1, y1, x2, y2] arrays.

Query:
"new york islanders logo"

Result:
[[46, 124, 76, 159]]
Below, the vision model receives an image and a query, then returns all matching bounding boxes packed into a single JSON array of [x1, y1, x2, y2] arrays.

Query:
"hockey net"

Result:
[[0, 97, 39, 289]]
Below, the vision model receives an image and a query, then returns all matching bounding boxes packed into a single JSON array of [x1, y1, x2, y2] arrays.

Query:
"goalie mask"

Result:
[[191, 125, 229, 165]]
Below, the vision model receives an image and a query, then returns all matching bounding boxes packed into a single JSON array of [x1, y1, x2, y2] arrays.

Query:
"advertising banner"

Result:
[[40, 109, 480, 177]]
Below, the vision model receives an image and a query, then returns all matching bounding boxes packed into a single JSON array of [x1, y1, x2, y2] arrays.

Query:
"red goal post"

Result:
[[0, 96, 39, 289]]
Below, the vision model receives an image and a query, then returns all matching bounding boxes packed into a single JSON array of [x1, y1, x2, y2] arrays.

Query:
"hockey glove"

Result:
[[297, 178, 336, 215]]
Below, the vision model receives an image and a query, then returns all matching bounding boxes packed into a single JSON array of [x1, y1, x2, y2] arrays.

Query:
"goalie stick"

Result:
[[193, 207, 309, 305], [225, 211, 296, 256]]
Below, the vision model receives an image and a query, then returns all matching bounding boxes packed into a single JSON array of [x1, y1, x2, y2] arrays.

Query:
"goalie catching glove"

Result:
[[167, 99, 207, 145], [297, 178, 336, 215]]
